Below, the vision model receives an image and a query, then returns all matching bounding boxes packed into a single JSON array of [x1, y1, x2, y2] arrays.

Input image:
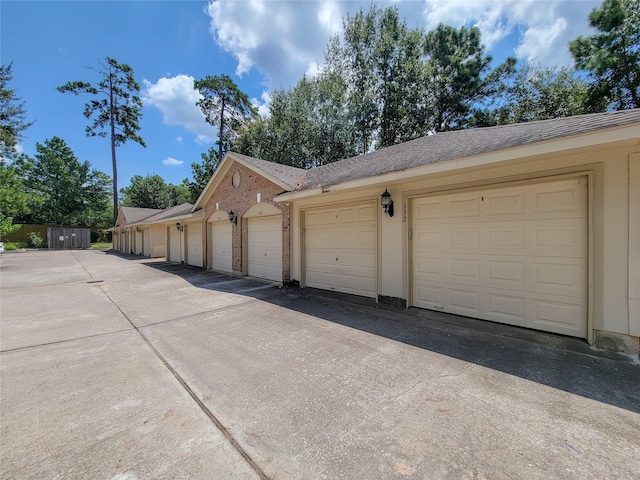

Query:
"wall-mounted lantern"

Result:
[[228, 210, 238, 224], [381, 188, 394, 217], [176, 222, 184, 232]]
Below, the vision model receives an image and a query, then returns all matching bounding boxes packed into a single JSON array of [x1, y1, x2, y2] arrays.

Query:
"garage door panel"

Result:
[[418, 254, 584, 297], [450, 289, 481, 313], [486, 192, 524, 215], [450, 259, 480, 281], [487, 293, 526, 320], [449, 197, 480, 217], [419, 221, 584, 256], [413, 178, 587, 337], [487, 260, 525, 284], [186, 223, 203, 267], [415, 200, 443, 220], [487, 227, 525, 248], [356, 205, 376, 222], [531, 183, 586, 214], [169, 228, 181, 262], [248, 216, 282, 281], [211, 222, 232, 273], [532, 261, 586, 297], [305, 203, 376, 298], [532, 222, 585, 253]]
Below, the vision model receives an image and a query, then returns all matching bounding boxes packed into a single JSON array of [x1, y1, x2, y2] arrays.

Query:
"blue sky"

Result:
[[2, 0, 601, 189]]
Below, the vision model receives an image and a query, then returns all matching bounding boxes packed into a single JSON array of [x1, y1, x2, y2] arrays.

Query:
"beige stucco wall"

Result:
[[629, 153, 640, 337], [288, 139, 640, 341]]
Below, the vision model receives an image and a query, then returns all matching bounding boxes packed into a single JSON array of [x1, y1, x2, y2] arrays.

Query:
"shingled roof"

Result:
[[298, 108, 640, 190], [118, 207, 162, 225], [230, 152, 307, 189], [134, 203, 194, 224]]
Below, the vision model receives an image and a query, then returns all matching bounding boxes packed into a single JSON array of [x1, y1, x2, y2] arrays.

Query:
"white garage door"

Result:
[[412, 177, 587, 338], [135, 231, 143, 255], [168, 227, 182, 262], [305, 202, 376, 298], [143, 228, 151, 257], [186, 223, 203, 267], [210, 221, 232, 273], [247, 216, 282, 281]]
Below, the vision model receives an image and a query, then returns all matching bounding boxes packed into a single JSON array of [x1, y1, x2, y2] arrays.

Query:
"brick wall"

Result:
[[202, 162, 291, 281]]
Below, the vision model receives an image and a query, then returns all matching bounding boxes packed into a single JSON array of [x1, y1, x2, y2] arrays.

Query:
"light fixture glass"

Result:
[[381, 188, 394, 217]]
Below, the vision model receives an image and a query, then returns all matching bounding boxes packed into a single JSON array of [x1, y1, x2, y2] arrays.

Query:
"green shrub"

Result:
[[3, 242, 18, 250], [27, 232, 45, 248], [91, 229, 111, 242]]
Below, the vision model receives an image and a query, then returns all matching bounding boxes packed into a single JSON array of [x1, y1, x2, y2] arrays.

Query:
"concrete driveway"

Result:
[[1, 250, 638, 479]]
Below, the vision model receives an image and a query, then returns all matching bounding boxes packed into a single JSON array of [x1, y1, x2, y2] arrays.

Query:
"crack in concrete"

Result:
[[89, 263, 272, 480]]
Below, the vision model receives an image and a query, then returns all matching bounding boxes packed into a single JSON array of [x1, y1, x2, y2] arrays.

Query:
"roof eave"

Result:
[[193, 152, 298, 211], [275, 122, 640, 202], [153, 209, 204, 225]]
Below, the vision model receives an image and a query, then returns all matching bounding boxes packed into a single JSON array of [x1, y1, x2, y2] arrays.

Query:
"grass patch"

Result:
[[2, 242, 28, 250], [91, 242, 113, 250]]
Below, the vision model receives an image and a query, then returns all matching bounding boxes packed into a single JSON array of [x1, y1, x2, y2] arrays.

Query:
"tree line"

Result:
[[1, 0, 638, 236], [235, 0, 639, 167]]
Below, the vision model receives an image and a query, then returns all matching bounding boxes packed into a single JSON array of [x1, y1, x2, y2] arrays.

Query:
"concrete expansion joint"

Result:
[[94, 274, 271, 480]]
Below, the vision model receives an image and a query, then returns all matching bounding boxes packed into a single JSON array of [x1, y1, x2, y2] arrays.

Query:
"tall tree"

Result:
[[189, 147, 220, 201], [478, 62, 602, 125], [1, 62, 34, 237], [1, 63, 34, 150], [120, 174, 171, 209], [193, 74, 256, 166], [57, 57, 145, 224], [342, 7, 379, 153], [570, 0, 640, 109], [0, 155, 30, 238], [18, 137, 111, 226], [120, 174, 191, 209], [423, 24, 515, 132], [235, 73, 355, 168], [374, 9, 426, 147]]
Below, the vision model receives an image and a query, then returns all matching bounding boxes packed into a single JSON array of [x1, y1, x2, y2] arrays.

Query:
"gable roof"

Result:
[[229, 152, 307, 189], [136, 203, 194, 224], [117, 206, 162, 226], [298, 108, 640, 191], [193, 151, 307, 210]]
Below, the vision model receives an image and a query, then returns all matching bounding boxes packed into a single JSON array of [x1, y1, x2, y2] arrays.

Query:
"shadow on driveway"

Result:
[[113, 252, 640, 414]]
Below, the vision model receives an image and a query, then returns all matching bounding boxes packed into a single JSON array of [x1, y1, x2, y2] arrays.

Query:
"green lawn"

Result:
[[91, 242, 113, 250]]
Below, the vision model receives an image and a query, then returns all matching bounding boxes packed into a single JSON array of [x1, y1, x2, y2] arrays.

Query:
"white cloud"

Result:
[[162, 157, 184, 166], [252, 90, 272, 118], [516, 17, 568, 61], [418, 0, 600, 66], [142, 74, 216, 144], [206, 0, 352, 87], [206, 0, 600, 89], [176, 136, 183, 143], [14, 143, 24, 154]]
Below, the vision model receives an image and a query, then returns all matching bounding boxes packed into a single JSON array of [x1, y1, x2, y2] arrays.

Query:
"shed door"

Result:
[[304, 202, 376, 298], [186, 223, 203, 267], [210, 221, 232, 273], [247, 215, 282, 281], [412, 178, 588, 338], [168, 227, 182, 262]]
